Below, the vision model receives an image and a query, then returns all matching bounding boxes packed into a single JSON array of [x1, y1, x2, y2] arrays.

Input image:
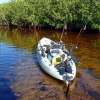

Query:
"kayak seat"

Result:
[[52, 55, 62, 65]]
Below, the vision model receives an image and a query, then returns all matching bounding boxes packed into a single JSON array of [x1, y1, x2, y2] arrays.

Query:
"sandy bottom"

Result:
[[11, 59, 100, 100]]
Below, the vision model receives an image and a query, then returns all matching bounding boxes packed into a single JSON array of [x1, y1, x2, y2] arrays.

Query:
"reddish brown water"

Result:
[[0, 28, 100, 100]]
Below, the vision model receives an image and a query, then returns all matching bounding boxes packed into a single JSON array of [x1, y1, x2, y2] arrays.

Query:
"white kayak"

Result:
[[37, 37, 76, 85]]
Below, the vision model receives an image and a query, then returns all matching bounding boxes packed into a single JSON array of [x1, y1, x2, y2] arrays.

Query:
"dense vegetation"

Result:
[[0, 0, 100, 30]]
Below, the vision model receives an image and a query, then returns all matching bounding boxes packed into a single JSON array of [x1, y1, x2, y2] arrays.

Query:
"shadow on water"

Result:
[[85, 69, 100, 79], [88, 90, 100, 100], [0, 78, 16, 100]]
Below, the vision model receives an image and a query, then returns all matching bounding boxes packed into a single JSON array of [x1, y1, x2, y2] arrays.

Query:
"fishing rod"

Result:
[[59, 22, 86, 52], [76, 25, 86, 46], [70, 25, 87, 52], [59, 22, 67, 42]]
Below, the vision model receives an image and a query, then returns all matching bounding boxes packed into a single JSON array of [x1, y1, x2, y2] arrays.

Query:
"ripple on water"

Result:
[[0, 43, 65, 100], [11, 58, 66, 100], [0, 31, 100, 100]]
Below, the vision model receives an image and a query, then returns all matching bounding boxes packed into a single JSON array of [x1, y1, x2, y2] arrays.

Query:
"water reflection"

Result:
[[0, 42, 35, 100], [0, 28, 100, 99], [0, 78, 16, 100]]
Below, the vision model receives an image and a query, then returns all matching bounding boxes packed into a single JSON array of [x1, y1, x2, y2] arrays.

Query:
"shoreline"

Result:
[[0, 25, 99, 34]]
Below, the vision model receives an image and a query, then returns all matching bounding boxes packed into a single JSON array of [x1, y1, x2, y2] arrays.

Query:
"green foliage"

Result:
[[0, 0, 100, 30]]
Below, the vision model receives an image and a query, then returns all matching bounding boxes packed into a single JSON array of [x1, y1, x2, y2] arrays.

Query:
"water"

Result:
[[0, 43, 36, 99], [0, 28, 100, 100]]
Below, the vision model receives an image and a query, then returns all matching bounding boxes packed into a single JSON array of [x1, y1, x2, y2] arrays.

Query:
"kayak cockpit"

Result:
[[40, 42, 73, 71]]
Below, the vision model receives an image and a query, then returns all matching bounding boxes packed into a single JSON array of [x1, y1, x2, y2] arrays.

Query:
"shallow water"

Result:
[[0, 28, 100, 100]]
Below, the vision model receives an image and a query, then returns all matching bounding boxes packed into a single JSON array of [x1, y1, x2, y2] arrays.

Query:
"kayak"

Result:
[[37, 37, 76, 85]]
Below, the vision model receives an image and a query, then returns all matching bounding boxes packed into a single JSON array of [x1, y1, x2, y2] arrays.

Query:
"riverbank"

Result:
[[0, 0, 100, 31], [0, 25, 99, 34]]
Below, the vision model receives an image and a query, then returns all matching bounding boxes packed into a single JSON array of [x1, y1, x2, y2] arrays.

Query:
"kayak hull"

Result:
[[37, 37, 76, 84]]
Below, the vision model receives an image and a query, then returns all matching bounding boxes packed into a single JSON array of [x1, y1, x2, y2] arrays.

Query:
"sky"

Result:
[[0, 0, 10, 4]]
